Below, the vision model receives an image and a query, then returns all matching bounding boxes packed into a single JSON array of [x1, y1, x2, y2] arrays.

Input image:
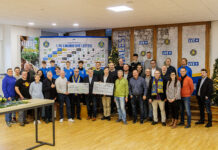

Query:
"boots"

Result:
[[168, 119, 174, 126], [172, 119, 178, 129]]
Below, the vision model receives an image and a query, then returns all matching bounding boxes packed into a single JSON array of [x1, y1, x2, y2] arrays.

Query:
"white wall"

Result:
[[210, 21, 218, 77], [0, 25, 41, 73]]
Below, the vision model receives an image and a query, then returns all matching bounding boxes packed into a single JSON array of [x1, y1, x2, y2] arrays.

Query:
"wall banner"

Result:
[[134, 28, 153, 64], [40, 36, 108, 69], [157, 27, 178, 68], [112, 30, 130, 64]]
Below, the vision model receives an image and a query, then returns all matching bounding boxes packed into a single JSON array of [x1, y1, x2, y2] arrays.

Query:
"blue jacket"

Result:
[[64, 68, 74, 80], [178, 66, 192, 77], [2, 75, 16, 98], [48, 66, 56, 76], [78, 67, 87, 79], [40, 67, 48, 77]]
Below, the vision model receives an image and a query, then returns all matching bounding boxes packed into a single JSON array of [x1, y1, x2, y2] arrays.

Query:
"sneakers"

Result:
[[151, 121, 158, 125], [68, 118, 75, 122], [185, 125, 191, 128], [59, 119, 64, 123], [6, 122, 12, 127], [178, 122, 184, 126], [162, 122, 166, 126], [195, 121, 204, 125], [116, 119, 122, 122]]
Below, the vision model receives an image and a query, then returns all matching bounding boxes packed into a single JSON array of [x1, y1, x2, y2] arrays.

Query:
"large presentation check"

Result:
[[93, 82, 114, 96], [68, 83, 89, 94]]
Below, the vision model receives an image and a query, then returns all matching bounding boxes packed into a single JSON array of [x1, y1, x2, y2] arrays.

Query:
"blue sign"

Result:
[[188, 38, 199, 43], [188, 62, 199, 66], [139, 41, 148, 45], [162, 51, 172, 55]]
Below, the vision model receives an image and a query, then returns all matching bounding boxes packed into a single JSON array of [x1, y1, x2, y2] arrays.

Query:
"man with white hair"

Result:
[[55, 70, 74, 123]]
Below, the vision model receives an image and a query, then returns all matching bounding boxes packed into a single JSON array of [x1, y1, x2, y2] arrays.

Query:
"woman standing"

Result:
[[100, 67, 113, 121], [166, 72, 181, 128]]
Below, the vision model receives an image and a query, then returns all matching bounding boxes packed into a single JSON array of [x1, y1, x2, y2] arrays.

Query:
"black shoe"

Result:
[[77, 117, 82, 120], [185, 125, 191, 128], [101, 116, 106, 120], [116, 119, 122, 122], [133, 119, 137, 124], [107, 116, 111, 121], [178, 122, 184, 126], [20, 122, 25, 126], [24, 121, 29, 124], [162, 122, 166, 126], [195, 121, 204, 125], [45, 119, 49, 124], [123, 121, 127, 125], [6, 122, 12, 127], [205, 123, 212, 128], [140, 120, 144, 124], [148, 117, 153, 122], [152, 121, 158, 125]]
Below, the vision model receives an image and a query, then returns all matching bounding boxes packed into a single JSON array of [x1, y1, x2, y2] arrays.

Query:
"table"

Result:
[[0, 99, 55, 150]]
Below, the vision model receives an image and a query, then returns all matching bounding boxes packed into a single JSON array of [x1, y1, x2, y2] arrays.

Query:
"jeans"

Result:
[[115, 97, 126, 122], [180, 97, 191, 125], [197, 96, 212, 123], [86, 94, 97, 118], [148, 102, 153, 118], [58, 94, 71, 119], [143, 100, 148, 119], [5, 97, 15, 122], [70, 94, 81, 118], [131, 95, 144, 121]]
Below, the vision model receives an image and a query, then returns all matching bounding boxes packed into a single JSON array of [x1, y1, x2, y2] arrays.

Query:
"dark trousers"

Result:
[[197, 96, 212, 123], [127, 95, 132, 117], [143, 100, 148, 119], [169, 100, 179, 119], [131, 95, 144, 121], [34, 108, 41, 120], [45, 105, 52, 120], [58, 94, 71, 119], [86, 94, 97, 118], [70, 94, 81, 118], [165, 100, 170, 119]]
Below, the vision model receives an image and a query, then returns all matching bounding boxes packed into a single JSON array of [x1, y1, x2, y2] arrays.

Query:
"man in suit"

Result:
[[195, 69, 213, 128], [130, 53, 141, 71], [150, 60, 161, 77], [84, 68, 98, 121]]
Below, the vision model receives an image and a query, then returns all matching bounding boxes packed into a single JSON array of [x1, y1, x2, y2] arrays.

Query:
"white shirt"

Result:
[[124, 73, 128, 79], [103, 76, 108, 83], [198, 77, 207, 96], [89, 76, 93, 84], [151, 68, 156, 77], [55, 77, 68, 94]]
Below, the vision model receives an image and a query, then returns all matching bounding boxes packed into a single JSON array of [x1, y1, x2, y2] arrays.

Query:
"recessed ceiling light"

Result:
[[28, 22, 35, 26], [107, 5, 133, 12], [52, 23, 57, 26], [73, 23, 79, 27]]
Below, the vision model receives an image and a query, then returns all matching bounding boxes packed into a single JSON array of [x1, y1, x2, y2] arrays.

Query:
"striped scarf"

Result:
[[151, 77, 164, 96]]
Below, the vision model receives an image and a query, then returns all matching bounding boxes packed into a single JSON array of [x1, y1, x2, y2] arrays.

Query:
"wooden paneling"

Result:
[[86, 29, 106, 37], [178, 25, 182, 68]]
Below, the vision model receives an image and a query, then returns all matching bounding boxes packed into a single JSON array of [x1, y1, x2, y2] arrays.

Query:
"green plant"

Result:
[[108, 46, 119, 66], [212, 58, 218, 105]]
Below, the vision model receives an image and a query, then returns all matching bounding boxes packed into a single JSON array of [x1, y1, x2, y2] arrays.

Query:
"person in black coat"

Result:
[[100, 67, 114, 121], [123, 64, 132, 81], [83, 68, 98, 121], [195, 69, 213, 127], [42, 71, 57, 123], [109, 62, 118, 83], [69, 68, 83, 120]]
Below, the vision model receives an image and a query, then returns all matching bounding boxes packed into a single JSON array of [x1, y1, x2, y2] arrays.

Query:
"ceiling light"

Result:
[[107, 5, 133, 12], [52, 23, 57, 26], [73, 23, 79, 27], [28, 22, 35, 26]]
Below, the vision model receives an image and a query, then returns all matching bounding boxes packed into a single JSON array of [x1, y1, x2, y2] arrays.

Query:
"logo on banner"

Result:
[[162, 51, 172, 55], [164, 39, 170, 45], [141, 51, 146, 56], [139, 41, 148, 45], [43, 41, 50, 48], [98, 41, 104, 48], [190, 49, 197, 56]]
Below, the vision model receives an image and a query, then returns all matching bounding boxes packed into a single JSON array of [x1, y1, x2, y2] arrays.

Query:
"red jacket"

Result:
[[179, 76, 194, 97]]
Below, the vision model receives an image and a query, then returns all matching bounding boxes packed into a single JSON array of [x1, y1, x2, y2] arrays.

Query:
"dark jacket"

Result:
[[83, 76, 98, 94], [147, 77, 167, 101], [69, 75, 83, 83], [109, 70, 118, 83], [42, 78, 57, 99], [100, 74, 114, 83], [123, 71, 132, 81], [196, 77, 213, 100]]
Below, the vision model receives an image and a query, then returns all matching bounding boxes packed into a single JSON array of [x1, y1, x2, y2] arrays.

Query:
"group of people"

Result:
[[2, 51, 214, 129]]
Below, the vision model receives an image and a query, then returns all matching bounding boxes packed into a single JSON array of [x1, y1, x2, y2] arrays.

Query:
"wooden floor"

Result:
[[0, 106, 218, 150]]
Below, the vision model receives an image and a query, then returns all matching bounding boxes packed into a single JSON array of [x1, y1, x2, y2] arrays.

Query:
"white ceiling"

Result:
[[0, 0, 218, 33]]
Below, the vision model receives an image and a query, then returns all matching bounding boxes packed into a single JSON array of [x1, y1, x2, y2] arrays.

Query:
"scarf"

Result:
[[151, 77, 164, 96], [181, 75, 187, 88]]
